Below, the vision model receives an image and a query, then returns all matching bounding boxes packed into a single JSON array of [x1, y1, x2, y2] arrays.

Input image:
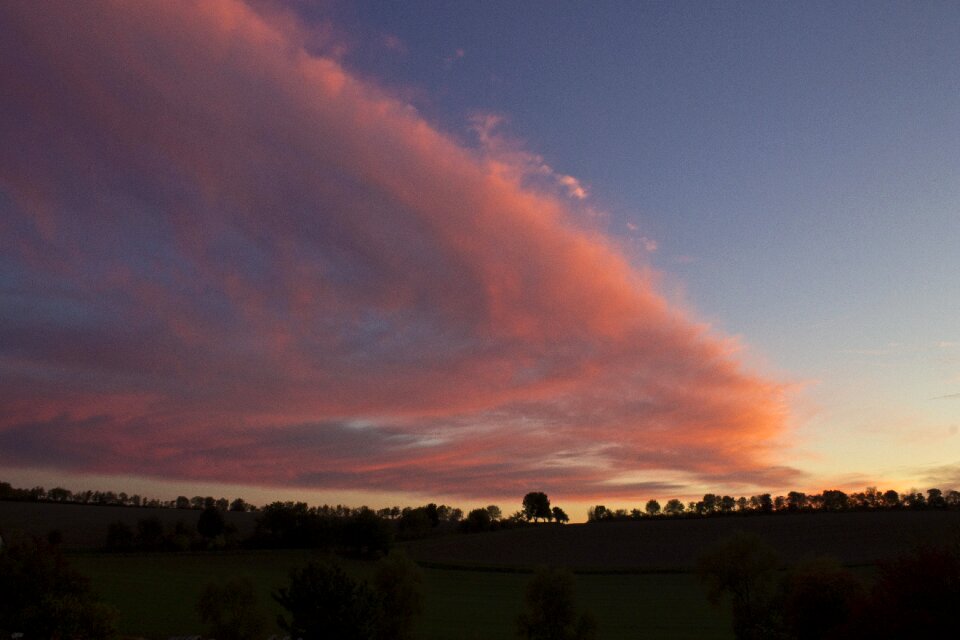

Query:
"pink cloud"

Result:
[[0, 1, 796, 500]]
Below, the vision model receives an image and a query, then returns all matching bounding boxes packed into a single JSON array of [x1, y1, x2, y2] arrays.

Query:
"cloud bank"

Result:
[[0, 1, 794, 499]]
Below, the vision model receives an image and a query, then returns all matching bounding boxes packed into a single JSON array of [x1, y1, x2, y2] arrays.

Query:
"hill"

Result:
[[0, 501, 258, 549], [405, 510, 960, 571]]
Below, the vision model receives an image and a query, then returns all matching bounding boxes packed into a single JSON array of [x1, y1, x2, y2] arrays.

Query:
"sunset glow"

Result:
[[2, 1, 958, 515]]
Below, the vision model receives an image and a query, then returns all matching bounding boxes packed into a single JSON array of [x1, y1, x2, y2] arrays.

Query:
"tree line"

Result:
[[0, 480, 257, 512], [101, 492, 571, 555], [587, 486, 960, 522]]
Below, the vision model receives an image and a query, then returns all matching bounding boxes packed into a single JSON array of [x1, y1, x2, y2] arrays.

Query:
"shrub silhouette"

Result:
[[516, 567, 597, 640]]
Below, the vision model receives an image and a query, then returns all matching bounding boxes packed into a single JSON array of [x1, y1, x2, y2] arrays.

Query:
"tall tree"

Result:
[[522, 492, 552, 522], [372, 551, 423, 640], [697, 531, 782, 639]]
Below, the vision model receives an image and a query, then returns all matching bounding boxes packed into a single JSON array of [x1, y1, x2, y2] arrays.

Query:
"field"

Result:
[[406, 509, 960, 570], [69, 550, 730, 640], [6, 502, 960, 639], [0, 501, 258, 549]]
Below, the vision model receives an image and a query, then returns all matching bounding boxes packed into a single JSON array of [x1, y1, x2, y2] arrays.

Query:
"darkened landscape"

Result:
[[3, 487, 960, 638]]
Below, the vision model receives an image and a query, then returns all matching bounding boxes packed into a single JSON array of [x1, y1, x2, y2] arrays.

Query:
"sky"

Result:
[[1, 1, 958, 518]]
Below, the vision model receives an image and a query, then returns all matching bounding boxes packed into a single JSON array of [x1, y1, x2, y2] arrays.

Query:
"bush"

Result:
[[274, 560, 379, 640], [105, 521, 134, 551], [841, 542, 960, 638], [197, 577, 266, 640], [372, 551, 423, 640], [697, 531, 782, 639], [782, 557, 864, 640], [197, 506, 226, 540], [0, 535, 117, 638], [274, 553, 425, 640], [516, 567, 597, 640]]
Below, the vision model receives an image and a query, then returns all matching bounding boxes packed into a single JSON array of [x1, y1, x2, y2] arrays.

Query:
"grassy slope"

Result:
[[405, 510, 960, 570], [0, 501, 258, 549]]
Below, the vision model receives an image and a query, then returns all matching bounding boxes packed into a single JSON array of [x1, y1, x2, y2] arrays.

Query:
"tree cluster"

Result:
[[272, 552, 424, 640], [588, 486, 960, 522], [698, 530, 960, 639], [0, 534, 118, 638], [105, 510, 237, 552], [519, 492, 569, 524], [250, 502, 393, 557]]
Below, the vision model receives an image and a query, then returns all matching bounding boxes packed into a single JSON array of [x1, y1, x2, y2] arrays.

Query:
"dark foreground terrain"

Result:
[[406, 509, 960, 570], [3, 503, 959, 638]]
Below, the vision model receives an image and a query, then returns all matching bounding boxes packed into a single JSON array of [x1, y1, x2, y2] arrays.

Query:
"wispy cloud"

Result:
[[0, 1, 794, 500], [919, 462, 960, 489], [468, 113, 589, 202]]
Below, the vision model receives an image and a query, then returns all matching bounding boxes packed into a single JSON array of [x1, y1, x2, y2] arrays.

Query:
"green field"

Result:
[[70, 550, 731, 639]]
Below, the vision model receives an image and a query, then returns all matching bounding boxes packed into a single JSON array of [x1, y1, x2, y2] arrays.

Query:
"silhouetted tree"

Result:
[[136, 516, 165, 550], [701, 494, 719, 514], [464, 508, 493, 532], [0, 535, 117, 638], [230, 497, 250, 512], [523, 492, 552, 522], [787, 491, 807, 511], [927, 488, 946, 508], [516, 567, 597, 640], [274, 560, 378, 640], [486, 505, 503, 521], [552, 507, 569, 524], [198, 577, 267, 640], [698, 531, 782, 639], [645, 500, 661, 516], [720, 496, 736, 513], [397, 507, 433, 539], [903, 490, 926, 509], [47, 487, 72, 502], [170, 519, 199, 551], [341, 509, 393, 557], [664, 499, 685, 516], [106, 521, 134, 551], [821, 490, 849, 511], [198, 506, 227, 540], [372, 551, 423, 640], [758, 493, 774, 513], [587, 505, 607, 522], [782, 557, 864, 640]]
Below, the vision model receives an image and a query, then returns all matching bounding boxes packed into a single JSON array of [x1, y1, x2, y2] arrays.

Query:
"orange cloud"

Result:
[[0, 1, 796, 500]]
